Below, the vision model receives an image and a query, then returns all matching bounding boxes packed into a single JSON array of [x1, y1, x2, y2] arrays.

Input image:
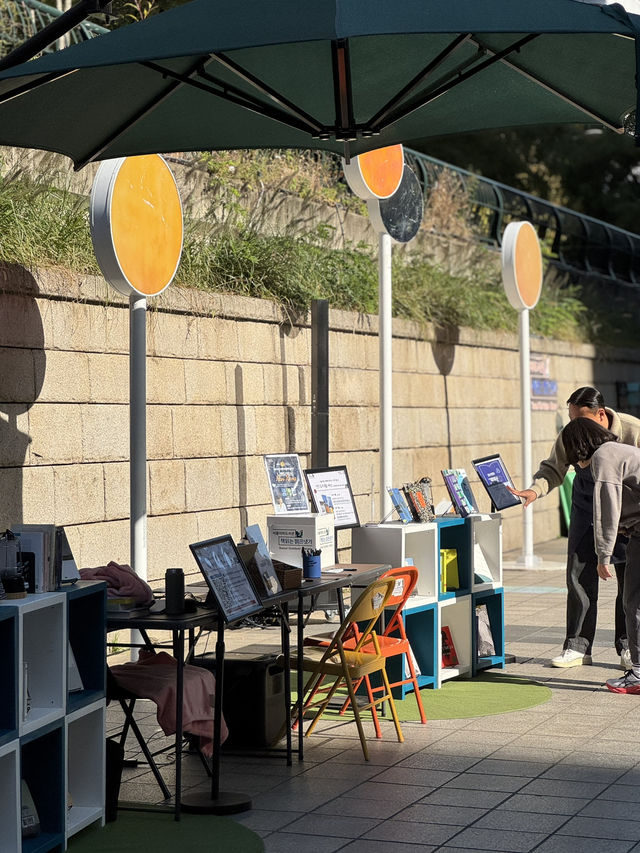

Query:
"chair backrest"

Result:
[[320, 576, 397, 662], [379, 567, 418, 639]]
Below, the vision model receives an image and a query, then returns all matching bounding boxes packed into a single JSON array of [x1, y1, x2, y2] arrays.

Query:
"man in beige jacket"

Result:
[[509, 386, 640, 668]]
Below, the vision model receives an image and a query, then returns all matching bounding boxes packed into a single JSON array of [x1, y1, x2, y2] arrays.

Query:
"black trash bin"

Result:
[[105, 738, 124, 822]]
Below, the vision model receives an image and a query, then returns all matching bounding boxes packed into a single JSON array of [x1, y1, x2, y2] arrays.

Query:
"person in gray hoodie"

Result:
[[562, 417, 640, 694]]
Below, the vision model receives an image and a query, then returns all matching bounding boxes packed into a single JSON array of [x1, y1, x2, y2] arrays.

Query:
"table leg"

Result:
[[297, 592, 304, 761], [280, 602, 292, 766], [175, 628, 184, 821]]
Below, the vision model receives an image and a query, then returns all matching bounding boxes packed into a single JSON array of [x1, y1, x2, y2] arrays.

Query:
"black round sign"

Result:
[[370, 165, 423, 243]]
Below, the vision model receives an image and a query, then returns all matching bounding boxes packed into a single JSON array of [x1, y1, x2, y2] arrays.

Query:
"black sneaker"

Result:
[[606, 670, 640, 694]]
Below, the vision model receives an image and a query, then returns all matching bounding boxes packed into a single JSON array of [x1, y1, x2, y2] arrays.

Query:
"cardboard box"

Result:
[[267, 514, 335, 569]]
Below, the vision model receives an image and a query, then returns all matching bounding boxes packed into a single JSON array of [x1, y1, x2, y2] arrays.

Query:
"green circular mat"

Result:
[[68, 810, 264, 852], [395, 672, 551, 720]]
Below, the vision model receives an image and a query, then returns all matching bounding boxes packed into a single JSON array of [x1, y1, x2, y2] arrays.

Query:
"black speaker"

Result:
[[193, 653, 286, 749]]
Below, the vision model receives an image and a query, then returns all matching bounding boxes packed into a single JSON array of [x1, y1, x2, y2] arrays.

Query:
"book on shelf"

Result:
[[441, 625, 459, 668], [441, 468, 479, 518], [403, 479, 435, 523], [476, 603, 496, 657], [387, 487, 413, 524], [440, 548, 459, 593], [11, 524, 59, 593]]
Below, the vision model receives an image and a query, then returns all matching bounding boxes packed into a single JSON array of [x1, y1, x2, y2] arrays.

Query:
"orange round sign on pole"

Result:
[[501, 221, 543, 311], [90, 154, 183, 298], [342, 144, 404, 200]]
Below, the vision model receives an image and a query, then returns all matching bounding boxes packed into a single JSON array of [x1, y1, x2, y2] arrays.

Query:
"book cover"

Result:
[[441, 469, 479, 518], [403, 482, 433, 523], [476, 604, 496, 657], [387, 487, 413, 524], [441, 625, 459, 668]]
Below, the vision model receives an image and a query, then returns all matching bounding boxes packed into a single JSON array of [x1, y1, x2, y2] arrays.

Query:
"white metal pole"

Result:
[[379, 232, 393, 519], [518, 308, 540, 567], [130, 293, 147, 581]]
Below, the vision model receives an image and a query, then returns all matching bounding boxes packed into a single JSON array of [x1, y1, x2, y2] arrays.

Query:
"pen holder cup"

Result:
[[302, 553, 321, 580]]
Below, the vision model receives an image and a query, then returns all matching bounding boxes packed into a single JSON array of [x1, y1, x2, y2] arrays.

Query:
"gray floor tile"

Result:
[[540, 764, 626, 784], [343, 781, 433, 805], [313, 796, 404, 819], [262, 832, 350, 852], [372, 767, 459, 787], [444, 774, 529, 793], [394, 802, 487, 826], [441, 827, 548, 852], [340, 842, 436, 852], [531, 839, 635, 853], [517, 778, 609, 799], [362, 819, 459, 846], [599, 785, 640, 803], [473, 810, 569, 833], [280, 813, 380, 838], [580, 800, 640, 821], [419, 788, 511, 809], [496, 793, 589, 815], [466, 758, 548, 777], [557, 815, 640, 841], [232, 808, 303, 831]]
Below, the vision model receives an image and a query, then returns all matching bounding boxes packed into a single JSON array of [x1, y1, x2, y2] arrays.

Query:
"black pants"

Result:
[[564, 529, 627, 655]]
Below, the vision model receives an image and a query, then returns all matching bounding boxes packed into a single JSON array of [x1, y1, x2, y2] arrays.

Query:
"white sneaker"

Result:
[[620, 648, 633, 670], [551, 648, 592, 668]]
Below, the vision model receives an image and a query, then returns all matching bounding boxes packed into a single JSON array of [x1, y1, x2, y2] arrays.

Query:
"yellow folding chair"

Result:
[[287, 575, 404, 761]]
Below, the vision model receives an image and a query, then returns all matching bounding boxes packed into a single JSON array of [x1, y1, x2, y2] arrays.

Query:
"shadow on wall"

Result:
[[0, 264, 46, 528], [430, 324, 460, 470]]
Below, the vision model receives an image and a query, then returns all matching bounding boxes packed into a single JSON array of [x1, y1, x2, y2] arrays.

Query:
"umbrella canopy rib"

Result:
[[75, 57, 209, 168], [373, 33, 539, 131], [472, 37, 626, 132], [210, 52, 325, 134], [367, 33, 473, 130], [195, 66, 322, 133], [0, 69, 77, 106]]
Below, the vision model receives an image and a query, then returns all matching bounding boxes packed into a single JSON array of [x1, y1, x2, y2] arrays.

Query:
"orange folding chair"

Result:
[[304, 567, 427, 738], [286, 575, 404, 760]]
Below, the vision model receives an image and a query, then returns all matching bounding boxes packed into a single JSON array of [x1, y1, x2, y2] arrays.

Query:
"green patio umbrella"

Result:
[[0, 0, 637, 168]]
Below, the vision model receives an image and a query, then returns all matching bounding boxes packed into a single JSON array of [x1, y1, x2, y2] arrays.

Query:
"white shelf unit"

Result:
[[438, 595, 472, 686], [352, 521, 439, 598], [0, 581, 106, 852], [0, 738, 20, 852], [66, 700, 106, 842], [17, 593, 66, 738], [469, 513, 503, 592], [352, 515, 504, 691]]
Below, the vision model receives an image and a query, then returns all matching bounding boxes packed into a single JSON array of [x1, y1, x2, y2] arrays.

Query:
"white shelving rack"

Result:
[[0, 581, 106, 852], [352, 515, 505, 693]]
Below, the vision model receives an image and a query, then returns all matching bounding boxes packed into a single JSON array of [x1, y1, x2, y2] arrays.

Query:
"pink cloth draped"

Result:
[[79, 561, 154, 605], [110, 651, 227, 756]]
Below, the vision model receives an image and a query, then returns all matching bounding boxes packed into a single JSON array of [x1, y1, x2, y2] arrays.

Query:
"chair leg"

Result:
[[405, 652, 427, 724], [342, 669, 370, 761], [119, 699, 171, 800], [378, 668, 404, 744]]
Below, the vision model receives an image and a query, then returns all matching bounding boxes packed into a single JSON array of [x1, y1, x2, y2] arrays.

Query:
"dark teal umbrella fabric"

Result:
[[0, 0, 637, 168]]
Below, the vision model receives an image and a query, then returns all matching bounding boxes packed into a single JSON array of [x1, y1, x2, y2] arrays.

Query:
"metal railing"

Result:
[[406, 148, 640, 288], [0, 0, 108, 56]]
